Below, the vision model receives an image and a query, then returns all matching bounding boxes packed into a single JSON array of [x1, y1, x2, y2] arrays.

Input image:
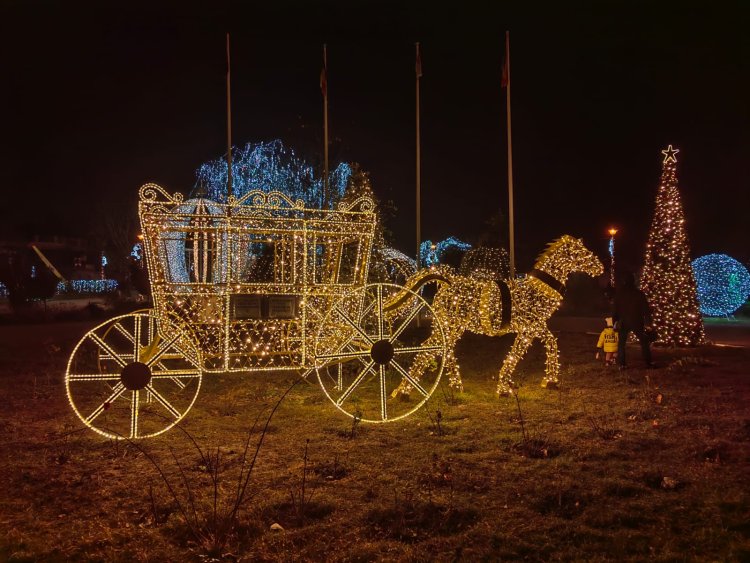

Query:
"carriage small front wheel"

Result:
[[314, 283, 447, 423], [65, 310, 202, 440]]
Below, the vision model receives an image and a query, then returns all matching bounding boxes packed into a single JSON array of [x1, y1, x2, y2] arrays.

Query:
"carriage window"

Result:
[[336, 241, 360, 285], [243, 241, 276, 283], [313, 243, 334, 284], [312, 240, 360, 285], [185, 230, 219, 283]]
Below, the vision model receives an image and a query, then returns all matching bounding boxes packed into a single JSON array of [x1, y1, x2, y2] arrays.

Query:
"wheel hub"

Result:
[[370, 339, 394, 365], [120, 361, 152, 390]]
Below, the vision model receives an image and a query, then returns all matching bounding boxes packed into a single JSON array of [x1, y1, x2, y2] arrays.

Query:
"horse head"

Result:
[[559, 235, 604, 278], [534, 235, 603, 283]]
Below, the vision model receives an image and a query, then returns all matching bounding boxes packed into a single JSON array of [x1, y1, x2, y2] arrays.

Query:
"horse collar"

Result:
[[529, 269, 565, 295]]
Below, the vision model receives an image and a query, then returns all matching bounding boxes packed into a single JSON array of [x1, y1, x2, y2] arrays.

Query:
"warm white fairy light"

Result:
[[459, 247, 510, 282], [66, 182, 451, 436], [640, 146, 705, 346], [388, 236, 602, 395]]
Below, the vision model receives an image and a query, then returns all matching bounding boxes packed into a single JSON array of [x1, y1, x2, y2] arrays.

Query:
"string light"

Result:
[[57, 280, 119, 294], [390, 236, 602, 395], [419, 237, 472, 267], [459, 247, 510, 281], [66, 182, 449, 436], [640, 146, 705, 346], [194, 139, 351, 208], [692, 254, 750, 316]]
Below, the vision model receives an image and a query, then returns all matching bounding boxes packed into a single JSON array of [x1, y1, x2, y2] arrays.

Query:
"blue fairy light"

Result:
[[194, 139, 351, 208], [692, 254, 750, 316], [420, 237, 472, 267]]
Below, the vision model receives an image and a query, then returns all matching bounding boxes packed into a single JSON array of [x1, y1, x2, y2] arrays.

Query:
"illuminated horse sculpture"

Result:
[[387, 235, 603, 394]]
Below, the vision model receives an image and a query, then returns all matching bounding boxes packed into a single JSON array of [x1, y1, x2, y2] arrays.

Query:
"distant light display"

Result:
[[195, 139, 351, 208], [692, 254, 750, 316], [419, 237, 472, 267], [57, 280, 119, 294], [131, 243, 142, 261], [0, 280, 118, 298]]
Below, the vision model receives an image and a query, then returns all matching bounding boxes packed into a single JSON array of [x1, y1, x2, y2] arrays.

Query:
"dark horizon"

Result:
[[3, 0, 748, 273]]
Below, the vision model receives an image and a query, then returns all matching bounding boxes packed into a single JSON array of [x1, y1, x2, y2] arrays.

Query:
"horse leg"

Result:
[[390, 331, 461, 396], [497, 333, 534, 396], [539, 326, 560, 389]]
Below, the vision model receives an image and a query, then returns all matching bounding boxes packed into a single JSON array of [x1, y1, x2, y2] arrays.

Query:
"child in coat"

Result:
[[595, 317, 619, 365]]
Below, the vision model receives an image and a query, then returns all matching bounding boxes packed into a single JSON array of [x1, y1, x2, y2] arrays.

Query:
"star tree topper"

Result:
[[661, 144, 679, 164]]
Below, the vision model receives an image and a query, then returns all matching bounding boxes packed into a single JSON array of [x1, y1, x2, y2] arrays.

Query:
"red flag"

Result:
[[415, 43, 423, 78], [320, 65, 327, 98], [501, 51, 508, 88], [320, 44, 328, 98]]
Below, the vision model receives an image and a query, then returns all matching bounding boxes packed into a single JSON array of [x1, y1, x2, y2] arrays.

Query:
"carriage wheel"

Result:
[[66, 310, 202, 440], [315, 283, 447, 423]]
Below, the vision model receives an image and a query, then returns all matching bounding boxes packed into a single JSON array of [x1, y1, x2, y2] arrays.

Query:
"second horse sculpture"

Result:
[[388, 235, 603, 395]]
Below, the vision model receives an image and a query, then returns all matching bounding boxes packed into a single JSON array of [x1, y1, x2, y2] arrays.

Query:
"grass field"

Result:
[[1, 319, 749, 561]]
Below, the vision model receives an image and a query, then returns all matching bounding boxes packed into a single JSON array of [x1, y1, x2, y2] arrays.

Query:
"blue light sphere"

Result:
[[692, 254, 750, 316]]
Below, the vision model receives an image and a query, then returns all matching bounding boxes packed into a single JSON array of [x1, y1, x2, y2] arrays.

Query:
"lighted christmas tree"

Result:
[[640, 145, 705, 346]]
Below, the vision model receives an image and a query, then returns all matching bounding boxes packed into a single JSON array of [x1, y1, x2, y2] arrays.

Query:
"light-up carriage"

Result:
[[65, 184, 447, 439]]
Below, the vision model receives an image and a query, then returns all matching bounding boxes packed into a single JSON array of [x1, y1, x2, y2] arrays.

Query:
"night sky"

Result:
[[3, 0, 748, 272]]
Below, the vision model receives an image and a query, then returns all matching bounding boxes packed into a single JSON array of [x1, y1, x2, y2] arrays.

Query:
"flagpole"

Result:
[[415, 42, 422, 269], [226, 33, 233, 205], [323, 44, 329, 208], [505, 31, 515, 278]]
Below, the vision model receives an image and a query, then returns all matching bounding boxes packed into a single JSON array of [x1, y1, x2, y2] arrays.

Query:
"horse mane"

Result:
[[534, 235, 574, 264]]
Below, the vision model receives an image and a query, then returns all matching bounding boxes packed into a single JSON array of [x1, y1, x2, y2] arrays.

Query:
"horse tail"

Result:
[[383, 267, 453, 312]]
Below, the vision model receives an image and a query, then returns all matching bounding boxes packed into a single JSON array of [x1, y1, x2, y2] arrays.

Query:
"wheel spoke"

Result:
[[89, 333, 127, 368], [133, 315, 142, 361], [146, 334, 181, 367], [170, 377, 187, 388], [333, 306, 374, 345], [390, 359, 429, 397], [336, 360, 375, 406], [376, 285, 384, 340], [379, 365, 388, 421], [394, 345, 444, 355], [130, 390, 139, 438], [112, 322, 135, 345], [85, 383, 126, 424], [146, 385, 182, 419], [316, 349, 371, 362], [68, 373, 121, 382], [358, 300, 375, 324], [150, 369, 201, 378], [389, 303, 423, 342]]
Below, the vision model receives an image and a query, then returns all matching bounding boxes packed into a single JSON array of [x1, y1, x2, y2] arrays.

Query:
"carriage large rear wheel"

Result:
[[65, 310, 202, 439], [314, 283, 447, 423]]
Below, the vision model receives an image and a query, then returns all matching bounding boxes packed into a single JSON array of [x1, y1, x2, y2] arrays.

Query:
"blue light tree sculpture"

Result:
[[195, 139, 351, 208]]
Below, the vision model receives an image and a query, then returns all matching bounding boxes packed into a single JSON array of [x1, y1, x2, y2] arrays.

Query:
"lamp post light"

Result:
[[608, 228, 618, 287]]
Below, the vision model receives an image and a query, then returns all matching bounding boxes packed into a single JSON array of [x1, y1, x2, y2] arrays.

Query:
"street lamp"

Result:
[[608, 228, 618, 287]]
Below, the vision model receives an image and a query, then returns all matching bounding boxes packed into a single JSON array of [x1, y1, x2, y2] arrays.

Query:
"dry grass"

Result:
[[1, 320, 749, 561]]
